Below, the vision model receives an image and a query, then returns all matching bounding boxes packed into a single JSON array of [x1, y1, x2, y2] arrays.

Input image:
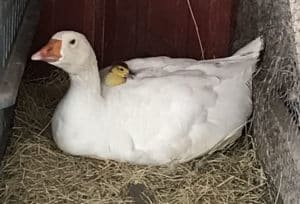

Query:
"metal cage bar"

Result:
[[0, 0, 29, 73]]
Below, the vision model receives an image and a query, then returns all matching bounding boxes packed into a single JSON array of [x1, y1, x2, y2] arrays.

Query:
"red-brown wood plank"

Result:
[[142, 0, 191, 57], [26, 0, 238, 78], [94, 0, 106, 68], [135, 0, 150, 57], [102, 0, 139, 67], [52, 0, 85, 33], [186, 0, 210, 59], [207, 0, 236, 58], [83, 0, 96, 47]]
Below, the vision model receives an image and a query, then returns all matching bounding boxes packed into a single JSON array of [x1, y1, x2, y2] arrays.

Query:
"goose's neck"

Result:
[[69, 61, 101, 95]]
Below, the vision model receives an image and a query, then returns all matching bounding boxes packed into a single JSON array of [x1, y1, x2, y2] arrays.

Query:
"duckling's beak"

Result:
[[127, 70, 135, 79], [31, 39, 62, 62]]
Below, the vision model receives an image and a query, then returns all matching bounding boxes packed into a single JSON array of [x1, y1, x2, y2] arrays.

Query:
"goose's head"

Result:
[[31, 31, 97, 74]]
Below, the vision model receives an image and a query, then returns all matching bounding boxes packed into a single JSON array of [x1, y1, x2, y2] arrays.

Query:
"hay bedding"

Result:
[[0, 69, 272, 203]]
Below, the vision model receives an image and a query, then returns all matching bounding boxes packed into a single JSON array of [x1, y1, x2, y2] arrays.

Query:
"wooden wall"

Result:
[[28, 0, 238, 76]]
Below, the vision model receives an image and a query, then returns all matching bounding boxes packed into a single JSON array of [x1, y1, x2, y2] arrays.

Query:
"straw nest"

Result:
[[0, 69, 272, 203]]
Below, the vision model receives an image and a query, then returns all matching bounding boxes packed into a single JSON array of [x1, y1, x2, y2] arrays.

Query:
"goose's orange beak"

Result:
[[31, 39, 62, 62]]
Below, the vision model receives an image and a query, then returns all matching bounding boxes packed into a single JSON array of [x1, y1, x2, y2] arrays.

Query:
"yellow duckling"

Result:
[[104, 62, 134, 86]]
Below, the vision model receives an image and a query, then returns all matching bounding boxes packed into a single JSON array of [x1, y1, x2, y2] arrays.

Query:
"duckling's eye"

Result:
[[119, 68, 124, 71], [69, 39, 76, 45]]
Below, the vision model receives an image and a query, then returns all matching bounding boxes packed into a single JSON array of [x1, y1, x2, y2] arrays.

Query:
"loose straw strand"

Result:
[[186, 0, 205, 59]]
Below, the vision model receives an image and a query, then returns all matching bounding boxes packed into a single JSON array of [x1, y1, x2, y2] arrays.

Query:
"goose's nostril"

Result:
[[46, 47, 53, 52]]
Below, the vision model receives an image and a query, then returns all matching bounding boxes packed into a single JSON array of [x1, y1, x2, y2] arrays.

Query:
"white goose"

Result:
[[31, 31, 263, 165]]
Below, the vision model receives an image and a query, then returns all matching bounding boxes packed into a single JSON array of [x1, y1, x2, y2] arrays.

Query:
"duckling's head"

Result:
[[111, 64, 130, 78], [31, 31, 97, 74]]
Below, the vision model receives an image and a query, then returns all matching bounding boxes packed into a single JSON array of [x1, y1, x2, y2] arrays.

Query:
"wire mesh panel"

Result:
[[0, 0, 40, 162], [290, 0, 300, 70], [289, 0, 300, 124], [0, 0, 29, 73], [233, 0, 300, 202]]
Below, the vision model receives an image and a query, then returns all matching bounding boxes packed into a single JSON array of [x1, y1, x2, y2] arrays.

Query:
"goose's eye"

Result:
[[69, 39, 76, 45]]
